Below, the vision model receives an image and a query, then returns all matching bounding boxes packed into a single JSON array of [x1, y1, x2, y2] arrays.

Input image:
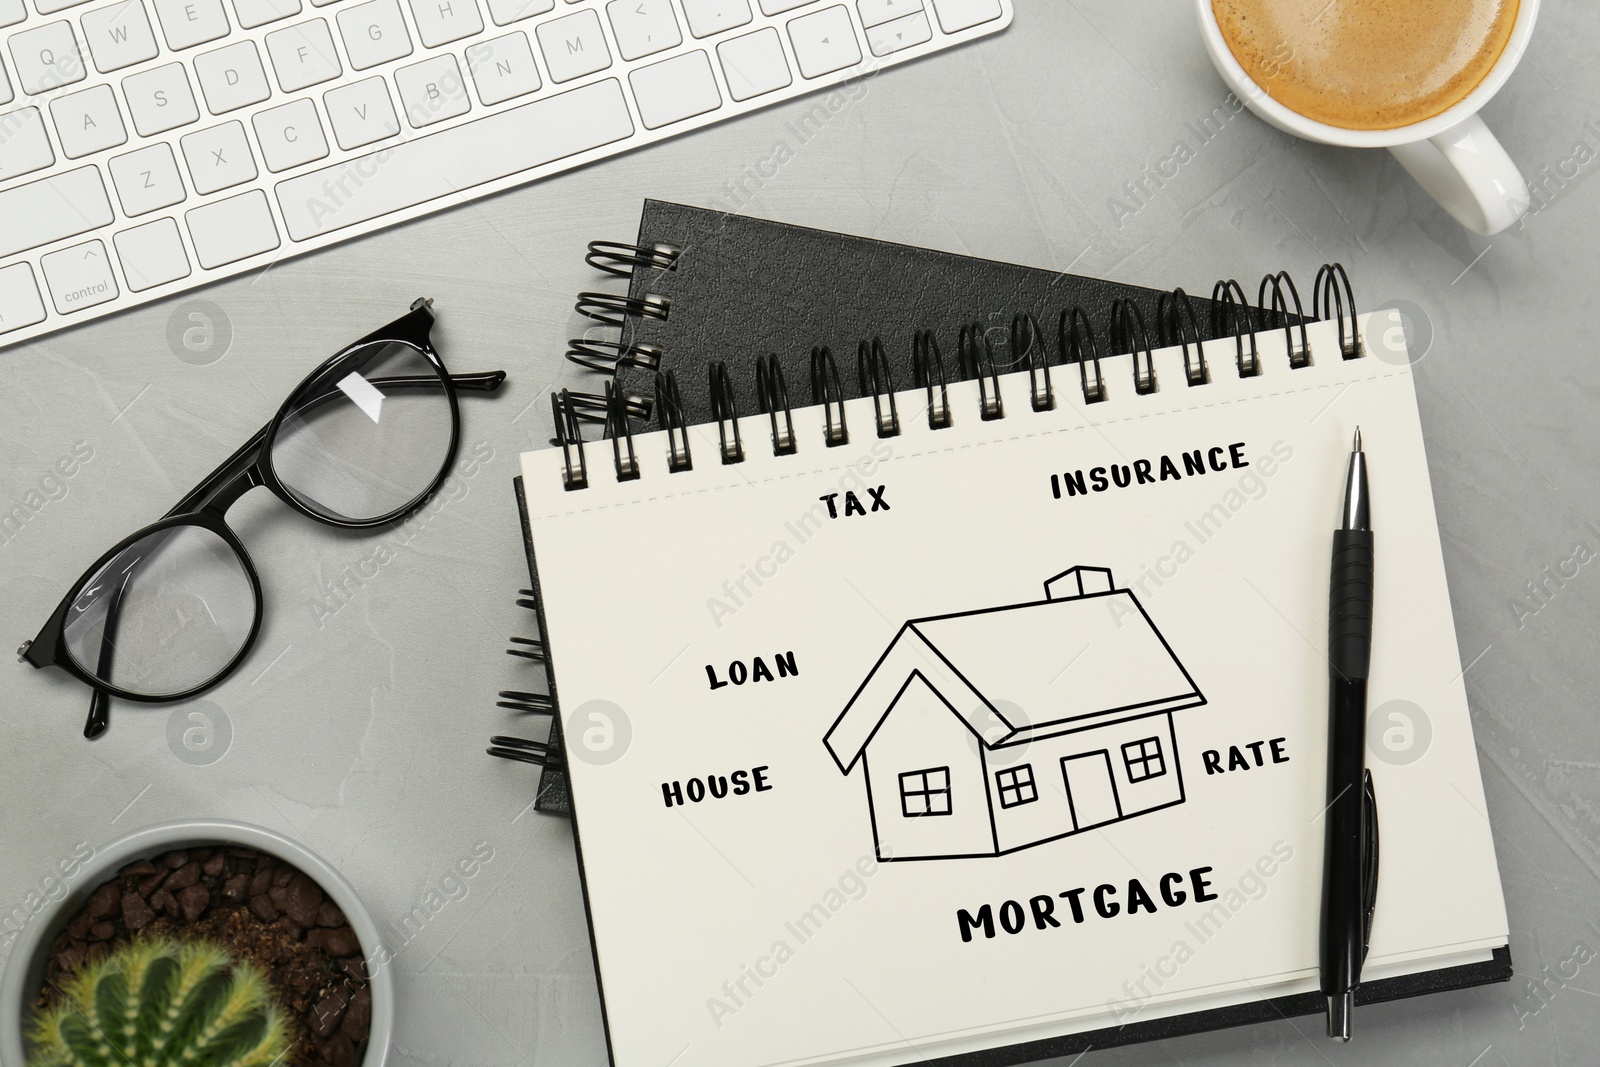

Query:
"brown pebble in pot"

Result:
[[283, 872, 324, 926], [178, 884, 210, 923], [122, 892, 155, 932], [166, 861, 202, 891], [86, 883, 120, 919]]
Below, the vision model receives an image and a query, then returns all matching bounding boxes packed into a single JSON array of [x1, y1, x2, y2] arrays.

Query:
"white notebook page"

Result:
[[519, 311, 1507, 1067]]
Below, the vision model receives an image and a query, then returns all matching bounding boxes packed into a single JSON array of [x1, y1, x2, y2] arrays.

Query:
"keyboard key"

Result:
[[535, 8, 608, 82], [855, 0, 916, 26], [483, 0, 547, 26], [80, 0, 161, 72], [36, 0, 93, 13], [323, 75, 398, 148], [266, 18, 341, 90], [929, 0, 997, 32], [0, 61, 10, 105], [10, 21, 87, 93], [186, 188, 279, 266], [194, 40, 271, 112], [0, 0, 26, 26], [787, 5, 858, 78], [758, 0, 811, 12], [338, 0, 412, 69], [231, 0, 299, 26], [40, 239, 119, 313], [252, 96, 327, 169], [276, 77, 632, 240], [0, 105, 54, 178], [152, 0, 231, 49], [50, 83, 127, 156], [122, 61, 200, 134], [233, 0, 302, 24], [629, 48, 718, 129], [395, 52, 468, 126], [0, 168, 112, 262], [407, 0, 480, 47], [465, 31, 539, 105], [865, 9, 927, 54], [108, 141, 186, 213], [179, 119, 256, 192], [114, 216, 190, 289], [716, 25, 787, 100], [606, 0, 678, 61], [681, 0, 749, 37], [0, 262, 47, 336]]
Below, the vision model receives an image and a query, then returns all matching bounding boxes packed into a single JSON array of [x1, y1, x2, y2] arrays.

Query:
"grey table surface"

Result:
[[3, 2, 1598, 1065]]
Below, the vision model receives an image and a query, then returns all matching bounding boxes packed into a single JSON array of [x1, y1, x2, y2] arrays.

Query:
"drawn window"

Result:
[[1122, 737, 1166, 782], [899, 767, 952, 817], [994, 765, 1037, 808]]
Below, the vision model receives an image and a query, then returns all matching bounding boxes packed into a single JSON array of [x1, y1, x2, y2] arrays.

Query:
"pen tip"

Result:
[[1353, 427, 1362, 452]]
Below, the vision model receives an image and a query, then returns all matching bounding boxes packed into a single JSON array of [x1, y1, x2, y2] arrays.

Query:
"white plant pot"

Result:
[[0, 820, 392, 1067]]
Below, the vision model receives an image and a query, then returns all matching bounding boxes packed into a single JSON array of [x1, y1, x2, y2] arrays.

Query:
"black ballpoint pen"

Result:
[[1321, 428, 1381, 1040]]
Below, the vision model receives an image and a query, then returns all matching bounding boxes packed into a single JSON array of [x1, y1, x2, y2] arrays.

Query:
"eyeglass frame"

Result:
[[19, 297, 506, 737]]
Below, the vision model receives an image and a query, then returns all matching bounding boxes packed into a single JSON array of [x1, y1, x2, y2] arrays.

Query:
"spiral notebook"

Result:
[[516, 273, 1510, 1067]]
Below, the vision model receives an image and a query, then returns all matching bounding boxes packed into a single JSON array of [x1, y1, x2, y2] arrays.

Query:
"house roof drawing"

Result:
[[824, 566, 1205, 774]]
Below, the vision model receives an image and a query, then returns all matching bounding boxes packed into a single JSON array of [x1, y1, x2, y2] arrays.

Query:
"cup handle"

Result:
[[1387, 113, 1529, 236]]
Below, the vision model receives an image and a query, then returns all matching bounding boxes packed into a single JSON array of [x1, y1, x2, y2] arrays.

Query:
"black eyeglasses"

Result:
[[20, 299, 506, 740]]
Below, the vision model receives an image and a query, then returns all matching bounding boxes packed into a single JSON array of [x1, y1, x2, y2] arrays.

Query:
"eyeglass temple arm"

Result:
[[82, 569, 130, 739]]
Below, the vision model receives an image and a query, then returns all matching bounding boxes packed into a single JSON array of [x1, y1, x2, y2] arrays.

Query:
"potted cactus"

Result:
[[1, 821, 392, 1067], [29, 937, 290, 1067]]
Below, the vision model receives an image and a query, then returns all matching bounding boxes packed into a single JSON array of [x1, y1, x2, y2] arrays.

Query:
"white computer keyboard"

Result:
[[0, 0, 1011, 348]]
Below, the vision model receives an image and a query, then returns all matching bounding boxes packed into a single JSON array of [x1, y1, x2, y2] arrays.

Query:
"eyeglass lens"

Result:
[[270, 341, 455, 524], [62, 524, 257, 697]]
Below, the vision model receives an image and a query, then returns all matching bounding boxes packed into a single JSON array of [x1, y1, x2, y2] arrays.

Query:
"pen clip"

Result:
[[1360, 768, 1380, 971]]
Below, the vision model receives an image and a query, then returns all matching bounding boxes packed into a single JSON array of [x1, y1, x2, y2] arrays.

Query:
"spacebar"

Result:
[[275, 79, 635, 241]]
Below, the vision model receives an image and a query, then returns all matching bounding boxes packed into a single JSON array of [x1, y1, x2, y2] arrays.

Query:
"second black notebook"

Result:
[[572, 200, 1242, 428]]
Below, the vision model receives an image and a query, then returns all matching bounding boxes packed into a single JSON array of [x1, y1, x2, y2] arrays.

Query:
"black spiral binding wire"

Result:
[[1060, 306, 1107, 404], [1012, 313, 1054, 412], [548, 265, 1356, 488], [709, 361, 744, 464], [562, 388, 652, 425], [606, 381, 640, 481], [485, 588, 570, 817], [1258, 271, 1311, 369], [575, 291, 669, 329], [553, 390, 587, 491], [810, 346, 849, 446], [756, 354, 797, 455], [1110, 298, 1157, 395], [1157, 287, 1209, 386], [565, 337, 663, 375], [584, 239, 681, 278], [656, 369, 692, 472], [958, 323, 1005, 420], [1314, 263, 1361, 359], [857, 338, 901, 438], [1211, 279, 1260, 378], [912, 329, 952, 429]]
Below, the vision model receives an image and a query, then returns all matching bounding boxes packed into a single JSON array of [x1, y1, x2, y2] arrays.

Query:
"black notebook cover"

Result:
[[606, 200, 1239, 428]]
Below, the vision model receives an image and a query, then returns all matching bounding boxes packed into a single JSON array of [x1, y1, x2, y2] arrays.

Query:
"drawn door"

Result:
[[1061, 751, 1122, 830]]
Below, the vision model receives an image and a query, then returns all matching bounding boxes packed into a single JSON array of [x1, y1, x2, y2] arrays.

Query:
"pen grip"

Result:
[[1329, 530, 1374, 681]]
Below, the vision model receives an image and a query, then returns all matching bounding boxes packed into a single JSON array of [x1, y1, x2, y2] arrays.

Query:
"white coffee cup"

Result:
[[1194, 0, 1539, 235]]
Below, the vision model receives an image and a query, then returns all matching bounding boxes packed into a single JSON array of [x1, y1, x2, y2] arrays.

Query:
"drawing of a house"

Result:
[[823, 566, 1206, 862]]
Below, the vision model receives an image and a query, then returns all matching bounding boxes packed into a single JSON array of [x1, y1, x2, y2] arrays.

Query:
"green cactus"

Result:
[[29, 936, 291, 1067]]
